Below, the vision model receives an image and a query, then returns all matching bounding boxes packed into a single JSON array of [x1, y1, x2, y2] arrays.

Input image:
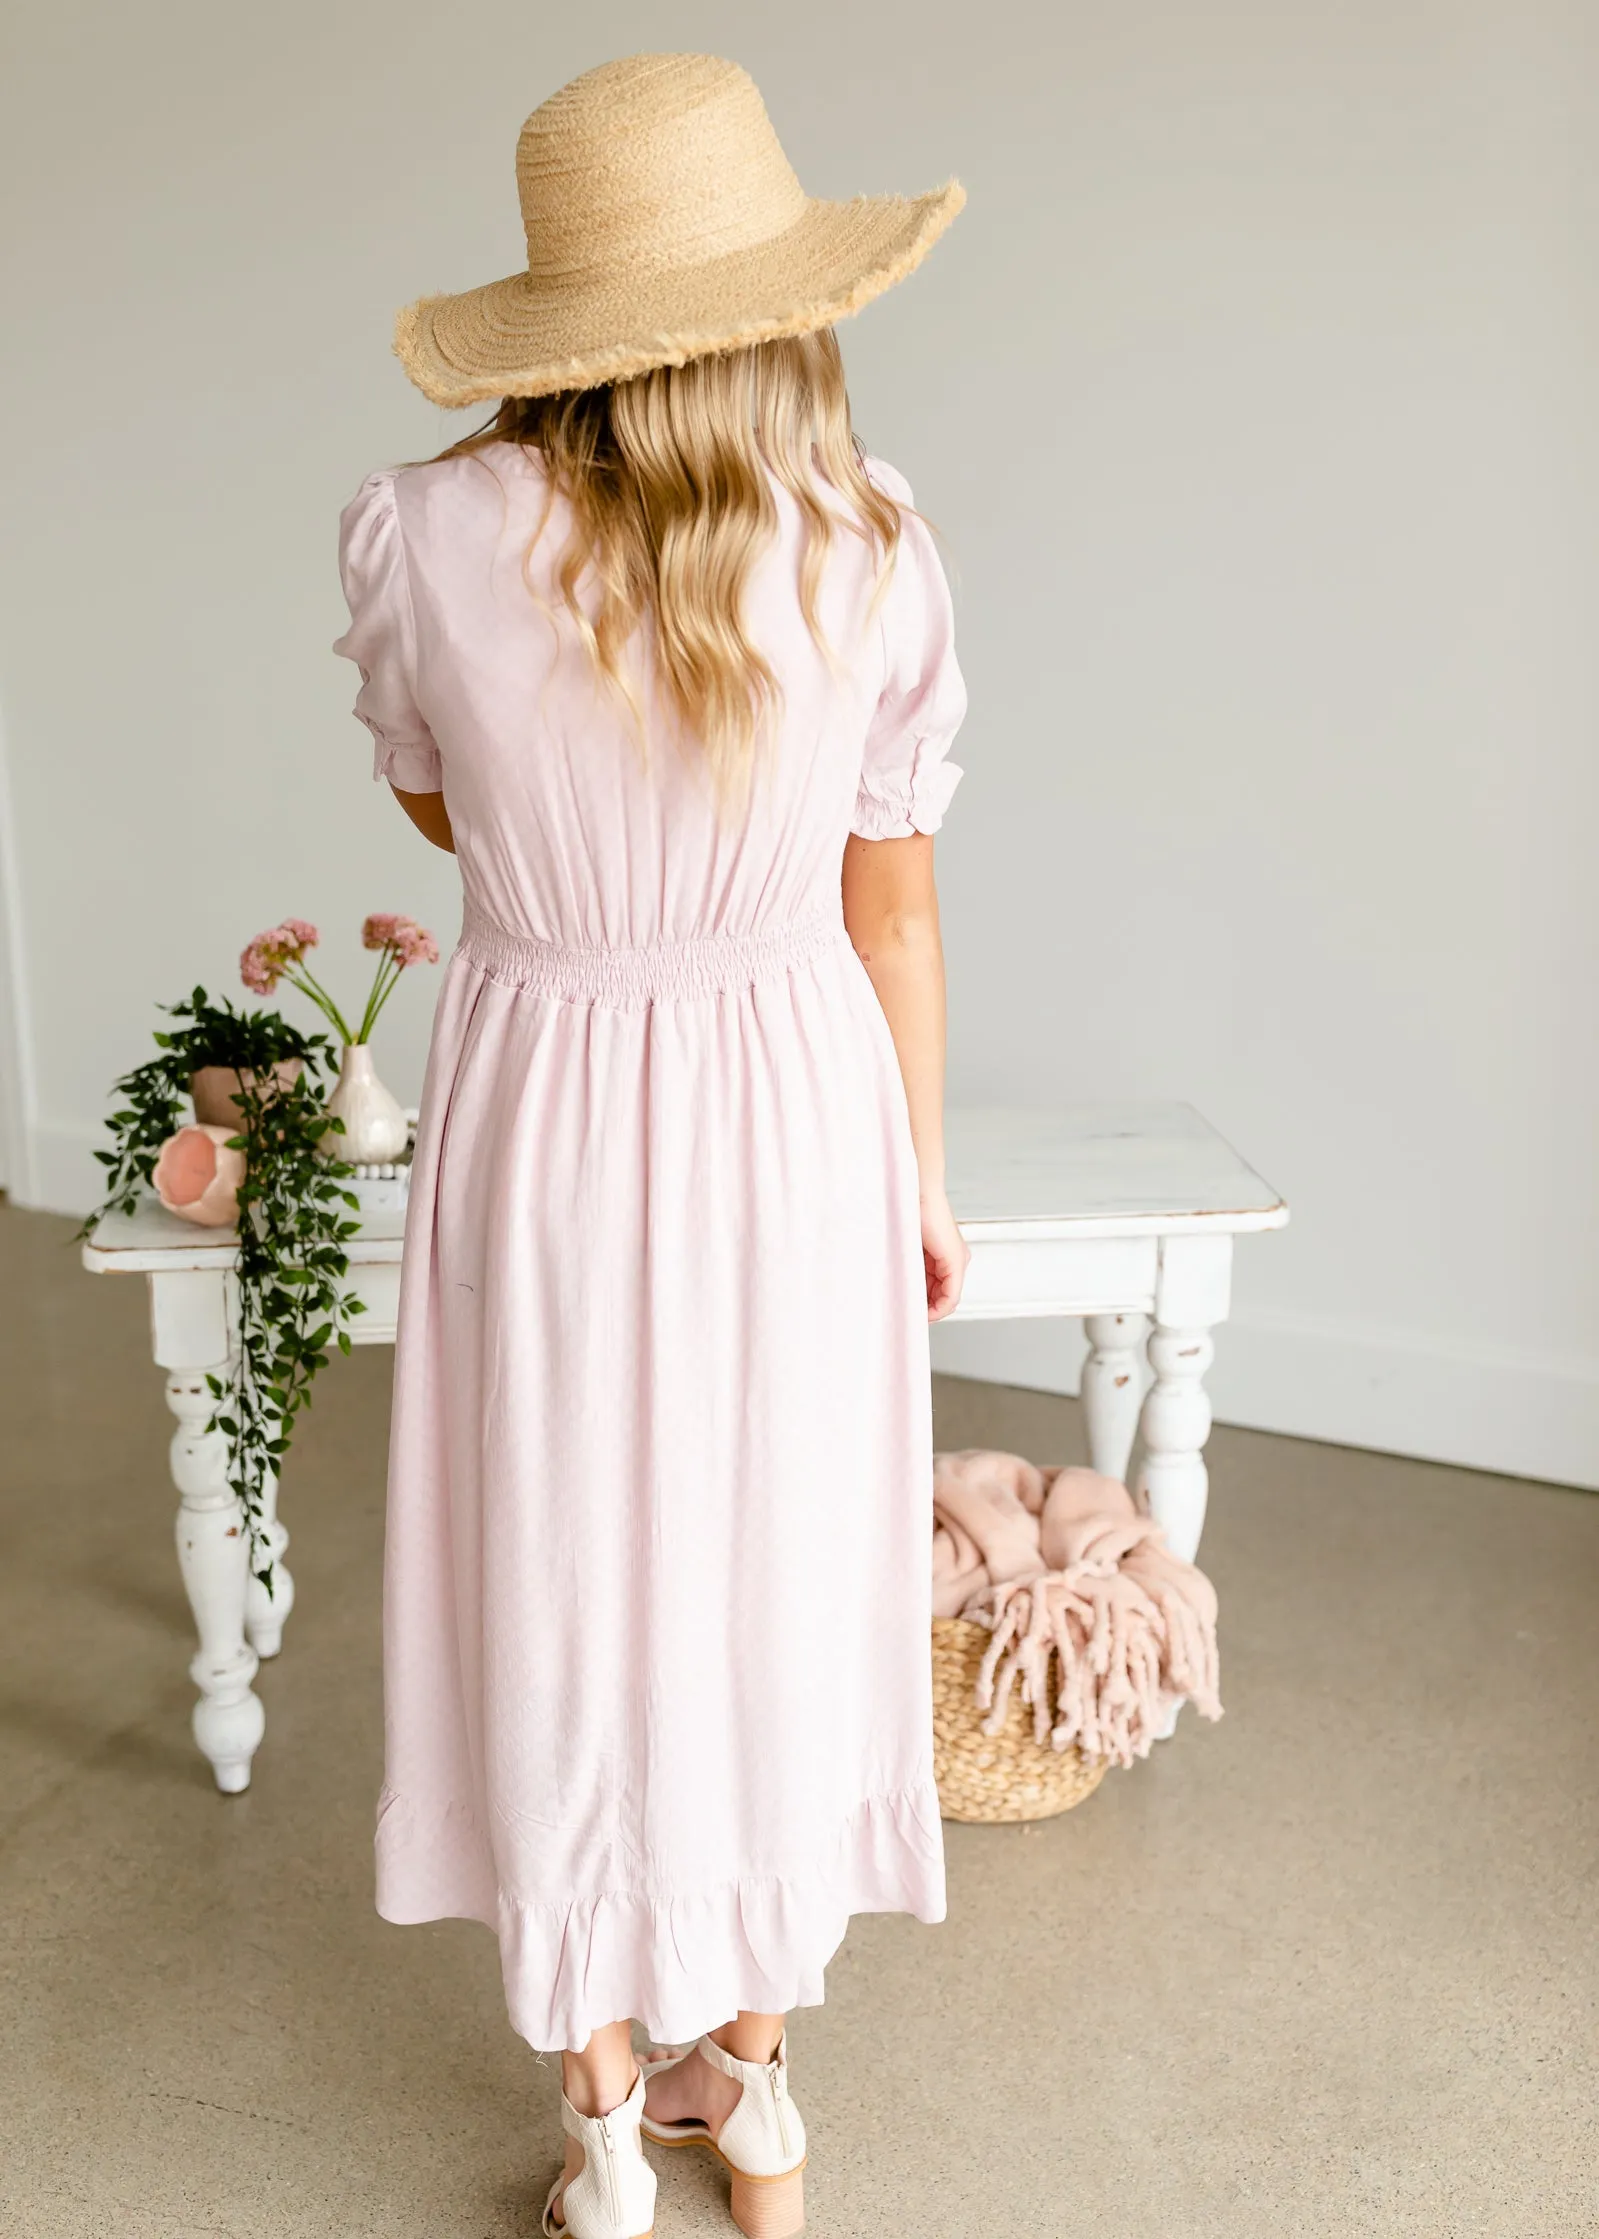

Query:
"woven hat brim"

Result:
[[394, 180, 964, 408]]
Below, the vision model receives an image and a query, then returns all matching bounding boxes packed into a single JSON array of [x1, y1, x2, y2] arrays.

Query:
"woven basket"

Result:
[[932, 1616, 1108, 1824]]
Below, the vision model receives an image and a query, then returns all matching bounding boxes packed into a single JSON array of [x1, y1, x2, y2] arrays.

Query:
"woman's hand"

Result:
[[841, 832, 965, 1322], [920, 1184, 969, 1322]]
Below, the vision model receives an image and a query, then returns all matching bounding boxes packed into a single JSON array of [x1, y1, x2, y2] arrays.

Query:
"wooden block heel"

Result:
[[729, 2162, 805, 2239], [642, 2031, 807, 2235]]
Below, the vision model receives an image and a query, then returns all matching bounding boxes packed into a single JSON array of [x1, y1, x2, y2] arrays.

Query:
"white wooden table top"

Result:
[[81, 1102, 1286, 1272], [944, 1103, 1287, 1240], [81, 1197, 408, 1273]]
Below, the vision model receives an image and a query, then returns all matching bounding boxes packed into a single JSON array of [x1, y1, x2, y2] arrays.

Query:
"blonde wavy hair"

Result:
[[435, 327, 901, 797]]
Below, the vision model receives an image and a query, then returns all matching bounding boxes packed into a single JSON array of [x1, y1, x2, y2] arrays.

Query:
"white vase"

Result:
[[320, 1044, 410, 1164]]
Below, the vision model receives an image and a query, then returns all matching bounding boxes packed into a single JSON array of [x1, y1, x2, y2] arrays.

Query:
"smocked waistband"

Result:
[[456, 901, 849, 1008]]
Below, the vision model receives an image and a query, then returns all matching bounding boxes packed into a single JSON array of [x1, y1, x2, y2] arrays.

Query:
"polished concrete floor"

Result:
[[2, 1201, 1595, 2238]]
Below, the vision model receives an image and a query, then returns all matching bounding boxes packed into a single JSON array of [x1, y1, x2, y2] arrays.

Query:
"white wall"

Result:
[[2, 2, 1595, 1485]]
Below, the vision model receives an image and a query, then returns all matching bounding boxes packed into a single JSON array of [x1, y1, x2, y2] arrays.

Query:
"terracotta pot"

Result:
[[190, 1057, 304, 1128], [319, 1044, 409, 1163], [153, 1124, 247, 1228]]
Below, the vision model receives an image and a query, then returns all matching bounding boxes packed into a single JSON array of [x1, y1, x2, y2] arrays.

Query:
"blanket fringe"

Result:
[[936, 1454, 1223, 1771]]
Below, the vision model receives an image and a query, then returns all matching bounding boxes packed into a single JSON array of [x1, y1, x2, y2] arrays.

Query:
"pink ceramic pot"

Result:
[[153, 1124, 247, 1228], [189, 1057, 304, 1128]]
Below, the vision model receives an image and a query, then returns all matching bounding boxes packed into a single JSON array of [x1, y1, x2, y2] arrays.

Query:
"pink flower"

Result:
[[240, 920, 320, 995], [361, 913, 439, 968], [239, 941, 277, 994]]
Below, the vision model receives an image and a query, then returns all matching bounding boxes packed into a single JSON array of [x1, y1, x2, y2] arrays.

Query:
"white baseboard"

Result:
[[931, 1306, 1599, 1493]]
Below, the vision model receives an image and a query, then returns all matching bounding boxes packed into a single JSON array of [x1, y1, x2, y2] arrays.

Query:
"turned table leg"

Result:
[[245, 1452, 295, 1661], [166, 1366, 264, 1792], [1138, 1329, 1216, 1566], [1135, 1234, 1232, 1566], [150, 1268, 264, 1793], [1080, 1312, 1150, 1482]]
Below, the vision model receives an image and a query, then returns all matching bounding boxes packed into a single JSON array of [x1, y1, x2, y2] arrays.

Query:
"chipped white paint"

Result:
[[245, 1449, 294, 1663], [1080, 1313, 1150, 1484], [166, 1363, 263, 1793], [86, 1207, 407, 1790]]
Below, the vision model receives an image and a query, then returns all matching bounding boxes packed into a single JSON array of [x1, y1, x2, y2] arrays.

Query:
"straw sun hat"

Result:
[[394, 53, 964, 408]]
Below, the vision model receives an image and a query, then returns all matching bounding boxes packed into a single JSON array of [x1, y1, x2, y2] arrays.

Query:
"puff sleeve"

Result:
[[332, 470, 444, 793], [849, 461, 967, 840]]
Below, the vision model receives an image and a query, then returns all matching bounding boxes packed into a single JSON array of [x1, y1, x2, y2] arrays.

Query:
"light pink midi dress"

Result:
[[334, 440, 965, 2053]]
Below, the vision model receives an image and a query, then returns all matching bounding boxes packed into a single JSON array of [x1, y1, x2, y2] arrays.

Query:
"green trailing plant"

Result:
[[80, 990, 365, 1591], [205, 1061, 366, 1596], [81, 990, 326, 1222]]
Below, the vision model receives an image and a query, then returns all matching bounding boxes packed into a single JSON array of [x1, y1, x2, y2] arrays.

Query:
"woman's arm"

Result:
[[392, 785, 455, 853], [841, 830, 970, 1322]]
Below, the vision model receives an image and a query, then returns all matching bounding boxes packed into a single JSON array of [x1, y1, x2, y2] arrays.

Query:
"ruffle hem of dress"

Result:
[[375, 1779, 947, 2051]]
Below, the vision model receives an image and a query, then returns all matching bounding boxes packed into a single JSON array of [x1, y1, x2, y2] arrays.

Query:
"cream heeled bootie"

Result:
[[542, 2069, 656, 2239], [641, 2031, 807, 2238]]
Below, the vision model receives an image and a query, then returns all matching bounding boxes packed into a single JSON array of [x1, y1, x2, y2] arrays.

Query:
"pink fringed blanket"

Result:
[[933, 1449, 1222, 1768]]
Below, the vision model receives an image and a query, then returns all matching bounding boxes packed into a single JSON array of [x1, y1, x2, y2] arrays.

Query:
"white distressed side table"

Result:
[[82, 1100, 1285, 1793], [82, 1201, 406, 1793], [944, 1105, 1286, 1557]]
